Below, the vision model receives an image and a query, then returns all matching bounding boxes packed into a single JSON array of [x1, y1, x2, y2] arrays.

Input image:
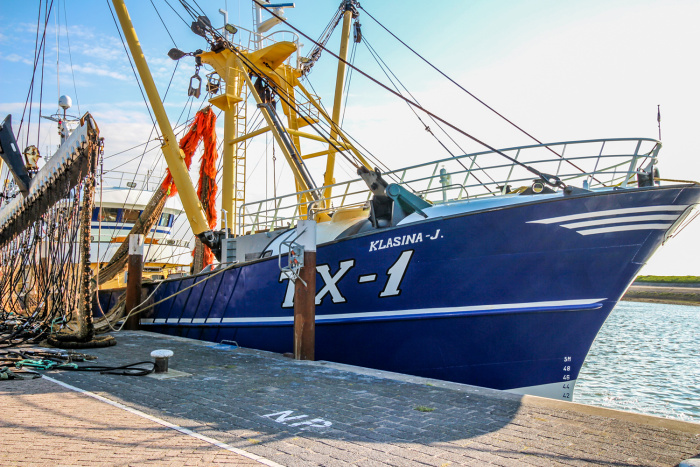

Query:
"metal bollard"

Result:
[[150, 349, 174, 374]]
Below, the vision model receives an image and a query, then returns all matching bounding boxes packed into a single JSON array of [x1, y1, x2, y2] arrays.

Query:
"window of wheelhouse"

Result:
[[94, 207, 118, 222], [158, 213, 173, 227], [122, 209, 141, 223]]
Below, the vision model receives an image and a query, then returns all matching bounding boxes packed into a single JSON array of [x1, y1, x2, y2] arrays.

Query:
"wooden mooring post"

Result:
[[294, 220, 317, 361], [124, 234, 144, 330]]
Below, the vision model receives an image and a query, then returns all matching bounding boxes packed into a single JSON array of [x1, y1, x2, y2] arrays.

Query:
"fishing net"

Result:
[[0, 115, 108, 348]]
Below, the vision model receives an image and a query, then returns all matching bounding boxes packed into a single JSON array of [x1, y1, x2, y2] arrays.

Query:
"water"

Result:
[[574, 301, 700, 422]]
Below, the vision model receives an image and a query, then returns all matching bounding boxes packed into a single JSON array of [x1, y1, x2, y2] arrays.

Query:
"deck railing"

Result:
[[233, 25, 302, 68], [99, 170, 165, 192], [238, 138, 661, 234]]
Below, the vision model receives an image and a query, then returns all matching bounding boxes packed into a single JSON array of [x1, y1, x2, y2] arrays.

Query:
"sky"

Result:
[[1, 0, 699, 275]]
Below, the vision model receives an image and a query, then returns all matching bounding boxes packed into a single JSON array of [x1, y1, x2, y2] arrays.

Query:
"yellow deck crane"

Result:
[[113, 0, 372, 258]]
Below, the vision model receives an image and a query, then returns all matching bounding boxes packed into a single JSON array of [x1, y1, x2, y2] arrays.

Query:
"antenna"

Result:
[[252, 1, 295, 50], [219, 9, 229, 40], [657, 105, 661, 141]]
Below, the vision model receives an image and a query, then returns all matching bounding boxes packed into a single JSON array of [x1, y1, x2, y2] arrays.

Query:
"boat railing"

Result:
[[384, 137, 661, 201], [238, 137, 661, 233], [239, 178, 372, 235], [235, 25, 302, 68], [99, 170, 165, 192]]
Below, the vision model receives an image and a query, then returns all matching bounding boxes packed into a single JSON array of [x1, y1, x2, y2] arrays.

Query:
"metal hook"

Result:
[[188, 68, 202, 99]]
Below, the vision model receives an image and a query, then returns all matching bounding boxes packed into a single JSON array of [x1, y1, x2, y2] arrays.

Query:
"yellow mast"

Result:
[[221, 109, 236, 230], [198, 46, 317, 201], [111, 0, 212, 240], [322, 5, 355, 208]]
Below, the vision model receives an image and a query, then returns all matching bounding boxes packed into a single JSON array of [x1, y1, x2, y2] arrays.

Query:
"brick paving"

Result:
[[0, 377, 266, 466], [2, 330, 699, 466]]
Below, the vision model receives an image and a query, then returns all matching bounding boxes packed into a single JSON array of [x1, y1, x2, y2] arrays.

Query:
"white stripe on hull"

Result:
[[561, 214, 678, 229], [528, 205, 687, 224], [528, 205, 687, 236], [139, 298, 605, 325], [577, 223, 672, 235]]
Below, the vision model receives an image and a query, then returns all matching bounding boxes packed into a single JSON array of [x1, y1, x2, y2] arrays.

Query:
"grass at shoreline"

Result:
[[635, 275, 700, 283]]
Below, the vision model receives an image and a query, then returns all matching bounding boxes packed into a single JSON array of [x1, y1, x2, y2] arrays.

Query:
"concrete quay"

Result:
[[623, 282, 700, 306], [1, 331, 699, 466]]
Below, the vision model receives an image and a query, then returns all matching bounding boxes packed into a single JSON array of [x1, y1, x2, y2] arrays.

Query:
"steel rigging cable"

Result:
[[246, 0, 566, 188], [357, 4, 602, 185], [361, 34, 497, 192]]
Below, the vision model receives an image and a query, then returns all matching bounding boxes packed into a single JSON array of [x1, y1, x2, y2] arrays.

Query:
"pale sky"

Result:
[[1, 0, 699, 275]]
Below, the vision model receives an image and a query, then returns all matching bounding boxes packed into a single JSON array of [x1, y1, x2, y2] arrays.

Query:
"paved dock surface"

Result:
[[2, 331, 699, 466]]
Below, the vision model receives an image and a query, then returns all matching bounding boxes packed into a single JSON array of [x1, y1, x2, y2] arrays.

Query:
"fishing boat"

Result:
[[0, 98, 191, 290], [90, 0, 700, 400], [89, 168, 191, 289]]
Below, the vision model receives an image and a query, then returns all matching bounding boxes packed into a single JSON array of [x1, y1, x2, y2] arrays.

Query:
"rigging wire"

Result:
[[300, 4, 344, 76], [97, 62, 193, 265], [105, 0, 159, 134], [63, 0, 81, 115], [358, 4, 598, 184], [55, 1, 60, 98], [362, 35, 496, 192], [301, 77, 396, 180], [19, 0, 55, 146], [189, 0, 207, 17], [38, 0, 50, 146], [246, 1, 566, 188], [229, 46, 363, 170], [150, 0, 179, 47], [24, 0, 44, 147], [339, 40, 357, 128], [163, 0, 191, 28]]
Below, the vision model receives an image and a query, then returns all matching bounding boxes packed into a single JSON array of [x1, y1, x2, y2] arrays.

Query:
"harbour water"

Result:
[[574, 300, 700, 422]]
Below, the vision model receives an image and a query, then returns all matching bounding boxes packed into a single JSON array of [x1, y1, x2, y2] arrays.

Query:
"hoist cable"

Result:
[[362, 35, 496, 192], [339, 40, 357, 127], [18, 0, 55, 145], [163, 0, 191, 28], [358, 4, 601, 185], [63, 0, 81, 115], [150, 0, 179, 47], [248, 0, 566, 188], [38, 0, 50, 145], [106, 0, 159, 135]]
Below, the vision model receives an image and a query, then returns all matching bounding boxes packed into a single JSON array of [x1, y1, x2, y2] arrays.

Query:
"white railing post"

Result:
[[622, 139, 643, 188]]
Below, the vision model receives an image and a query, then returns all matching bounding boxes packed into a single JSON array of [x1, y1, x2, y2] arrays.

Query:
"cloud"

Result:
[[0, 53, 33, 65], [69, 63, 129, 81], [0, 103, 30, 114]]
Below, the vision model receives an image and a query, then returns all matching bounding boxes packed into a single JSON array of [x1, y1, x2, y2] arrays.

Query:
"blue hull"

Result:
[[116, 186, 699, 399]]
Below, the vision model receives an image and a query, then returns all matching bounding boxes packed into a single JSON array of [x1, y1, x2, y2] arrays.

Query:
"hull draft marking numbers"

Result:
[[562, 355, 572, 399]]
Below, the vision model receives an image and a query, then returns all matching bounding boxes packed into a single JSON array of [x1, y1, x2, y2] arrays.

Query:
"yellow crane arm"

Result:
[[112, 0, 216, 247]]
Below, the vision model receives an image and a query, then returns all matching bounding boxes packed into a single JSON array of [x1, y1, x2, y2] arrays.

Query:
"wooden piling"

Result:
[[124, 234, 144, 330], [294, 220, 317, 360]]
